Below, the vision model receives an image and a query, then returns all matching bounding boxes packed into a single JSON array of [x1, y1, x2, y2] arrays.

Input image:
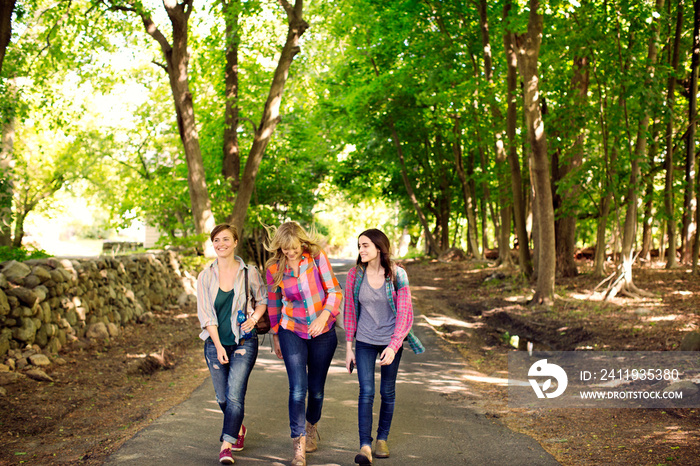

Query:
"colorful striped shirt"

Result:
[[197, 257, 267, 343], [344, 265, 425, 354], [266, 250, 342, 339]]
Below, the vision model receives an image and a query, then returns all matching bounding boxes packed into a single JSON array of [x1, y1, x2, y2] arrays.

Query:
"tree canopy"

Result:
[[2, 0, 700, 301]]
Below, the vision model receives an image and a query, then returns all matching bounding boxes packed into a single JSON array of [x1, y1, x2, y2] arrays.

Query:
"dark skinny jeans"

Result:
[[278, 326, 338, 438]]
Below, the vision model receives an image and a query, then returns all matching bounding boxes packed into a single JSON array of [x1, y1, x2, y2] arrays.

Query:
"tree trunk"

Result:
[[503, 0, 532, 276], [468, 150, 481, 252], [389, 121, 442, 256], [479, 0, 512, 267], [693, 161, 700, 272], [0, 0, 16, 75], [606, 0, 664, 300], [686, 0, 700, 266], [138, 0, 216, 254], [222, 0, 241, 194], [12, 189, 45, 248], [555, 56, 588, 277], [452, 117, 481, 258], [593, 194, 611, 276], [468, 61, 496, 254], [640, 165, 655, 261], [641, 118, 660, 261], [228, 0, 308, 234], [0, 98, 15, 246], [438, 185, 450, 250], [664, 0, 683, 268], [593, 107, 617, 276], [12, 210, 27, 248], [476, 126, 494, 255], [528, 145, 540, 277], [593, 140, 617, 278], [517, 0, 555, 304], [521, 85, 536, 272]]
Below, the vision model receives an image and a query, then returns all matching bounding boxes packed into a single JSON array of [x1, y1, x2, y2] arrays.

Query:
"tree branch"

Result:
[[104, 1, 136, 14], [278, 0, 293, 16], [152, 60, 167, 71], [140, 14, 172, 55], [31, 0, 73, 71], [238, 116, 258, 135]]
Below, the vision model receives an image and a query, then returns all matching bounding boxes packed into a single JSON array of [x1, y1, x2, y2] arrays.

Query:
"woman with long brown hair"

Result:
[[344, 228, 424, 465]]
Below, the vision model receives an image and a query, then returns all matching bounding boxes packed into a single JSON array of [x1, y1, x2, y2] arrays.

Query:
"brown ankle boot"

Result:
[[374, 439, 390, 458], [305, 421, 319, 452], [292, 435, 306, 466]]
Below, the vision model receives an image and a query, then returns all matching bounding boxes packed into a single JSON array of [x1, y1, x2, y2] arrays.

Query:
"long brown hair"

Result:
[[264, 221, 323, 288], [357, 228, 396, 285]]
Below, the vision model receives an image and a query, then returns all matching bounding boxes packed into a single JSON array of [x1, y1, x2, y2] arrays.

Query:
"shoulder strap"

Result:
[[244, 266, 249, 311]]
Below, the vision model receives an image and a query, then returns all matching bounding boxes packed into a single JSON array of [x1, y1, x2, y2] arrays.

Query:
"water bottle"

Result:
[[237, 310, 253, 340]]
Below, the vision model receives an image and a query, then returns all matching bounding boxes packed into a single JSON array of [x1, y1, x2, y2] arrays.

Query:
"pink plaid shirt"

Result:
[[344, 265, 420, 353], [266, 250, 342, 339]]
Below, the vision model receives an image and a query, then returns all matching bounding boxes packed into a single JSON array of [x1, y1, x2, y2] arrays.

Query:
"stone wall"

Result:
[[0, 251, 196, 359]]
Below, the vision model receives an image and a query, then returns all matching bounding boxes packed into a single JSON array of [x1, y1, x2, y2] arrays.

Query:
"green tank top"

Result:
[[214, 288, 236, 345]]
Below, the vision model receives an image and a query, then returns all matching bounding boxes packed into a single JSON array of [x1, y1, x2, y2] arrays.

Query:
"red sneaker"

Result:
[[219, 447, 234, 464], [231, 425, 246, 452]]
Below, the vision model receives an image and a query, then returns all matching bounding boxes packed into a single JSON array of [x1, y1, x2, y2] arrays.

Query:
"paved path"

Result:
[[105, 259, 558, 466]]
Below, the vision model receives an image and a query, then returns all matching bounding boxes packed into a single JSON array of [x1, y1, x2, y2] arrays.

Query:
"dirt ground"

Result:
[[0, 306, 206, 466], [402, 258, 700, 466], [0, 259, 698, 465]]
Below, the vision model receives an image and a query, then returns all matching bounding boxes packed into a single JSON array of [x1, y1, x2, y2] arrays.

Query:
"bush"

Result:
[[179, 254, 211, 276], [0, 246, 53, 263]]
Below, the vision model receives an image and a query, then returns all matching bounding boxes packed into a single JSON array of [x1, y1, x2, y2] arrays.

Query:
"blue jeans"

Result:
[[278, 326, 338, 438], [204, 336, 259, 444], [355, 340, 404, 447]]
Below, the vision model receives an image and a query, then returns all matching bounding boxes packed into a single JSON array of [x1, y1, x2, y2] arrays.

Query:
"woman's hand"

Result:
[[206, 326, 229, 365], [272, 334, 283, 359], [346, 349, 356, 374], [308, 310, 329, 338], [241, 316, 256, 333], [216, 345, 229, 365], [379, 347, 395, 366]]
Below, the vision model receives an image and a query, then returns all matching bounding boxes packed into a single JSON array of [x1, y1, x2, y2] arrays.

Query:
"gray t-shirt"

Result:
[[355, 273, 396, 346]]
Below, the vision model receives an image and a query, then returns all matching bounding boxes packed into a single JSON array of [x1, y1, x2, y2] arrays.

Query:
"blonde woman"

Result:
[[265, 221, 342, 466]]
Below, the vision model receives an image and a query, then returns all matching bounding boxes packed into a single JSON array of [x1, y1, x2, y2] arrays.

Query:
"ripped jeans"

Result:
[[204, 336, 258, 444]]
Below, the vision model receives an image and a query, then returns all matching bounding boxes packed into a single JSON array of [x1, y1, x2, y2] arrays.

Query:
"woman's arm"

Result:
[[196, 268, 217, 330], [241, 302, 267, 334], [266, 267, 283, 334], [388, 267, 414, 353], [344, 267, 358, 373], [206, 324, 229, 364], [346, 340, 355, 373], [343, 267, 358, 341], [266, 266, 285, 358], [315, 250, 343, 317], [307, 250, 342, 337]]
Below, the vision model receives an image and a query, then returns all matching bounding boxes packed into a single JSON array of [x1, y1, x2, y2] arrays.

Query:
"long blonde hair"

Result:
[[265, 221, 324, 288]]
